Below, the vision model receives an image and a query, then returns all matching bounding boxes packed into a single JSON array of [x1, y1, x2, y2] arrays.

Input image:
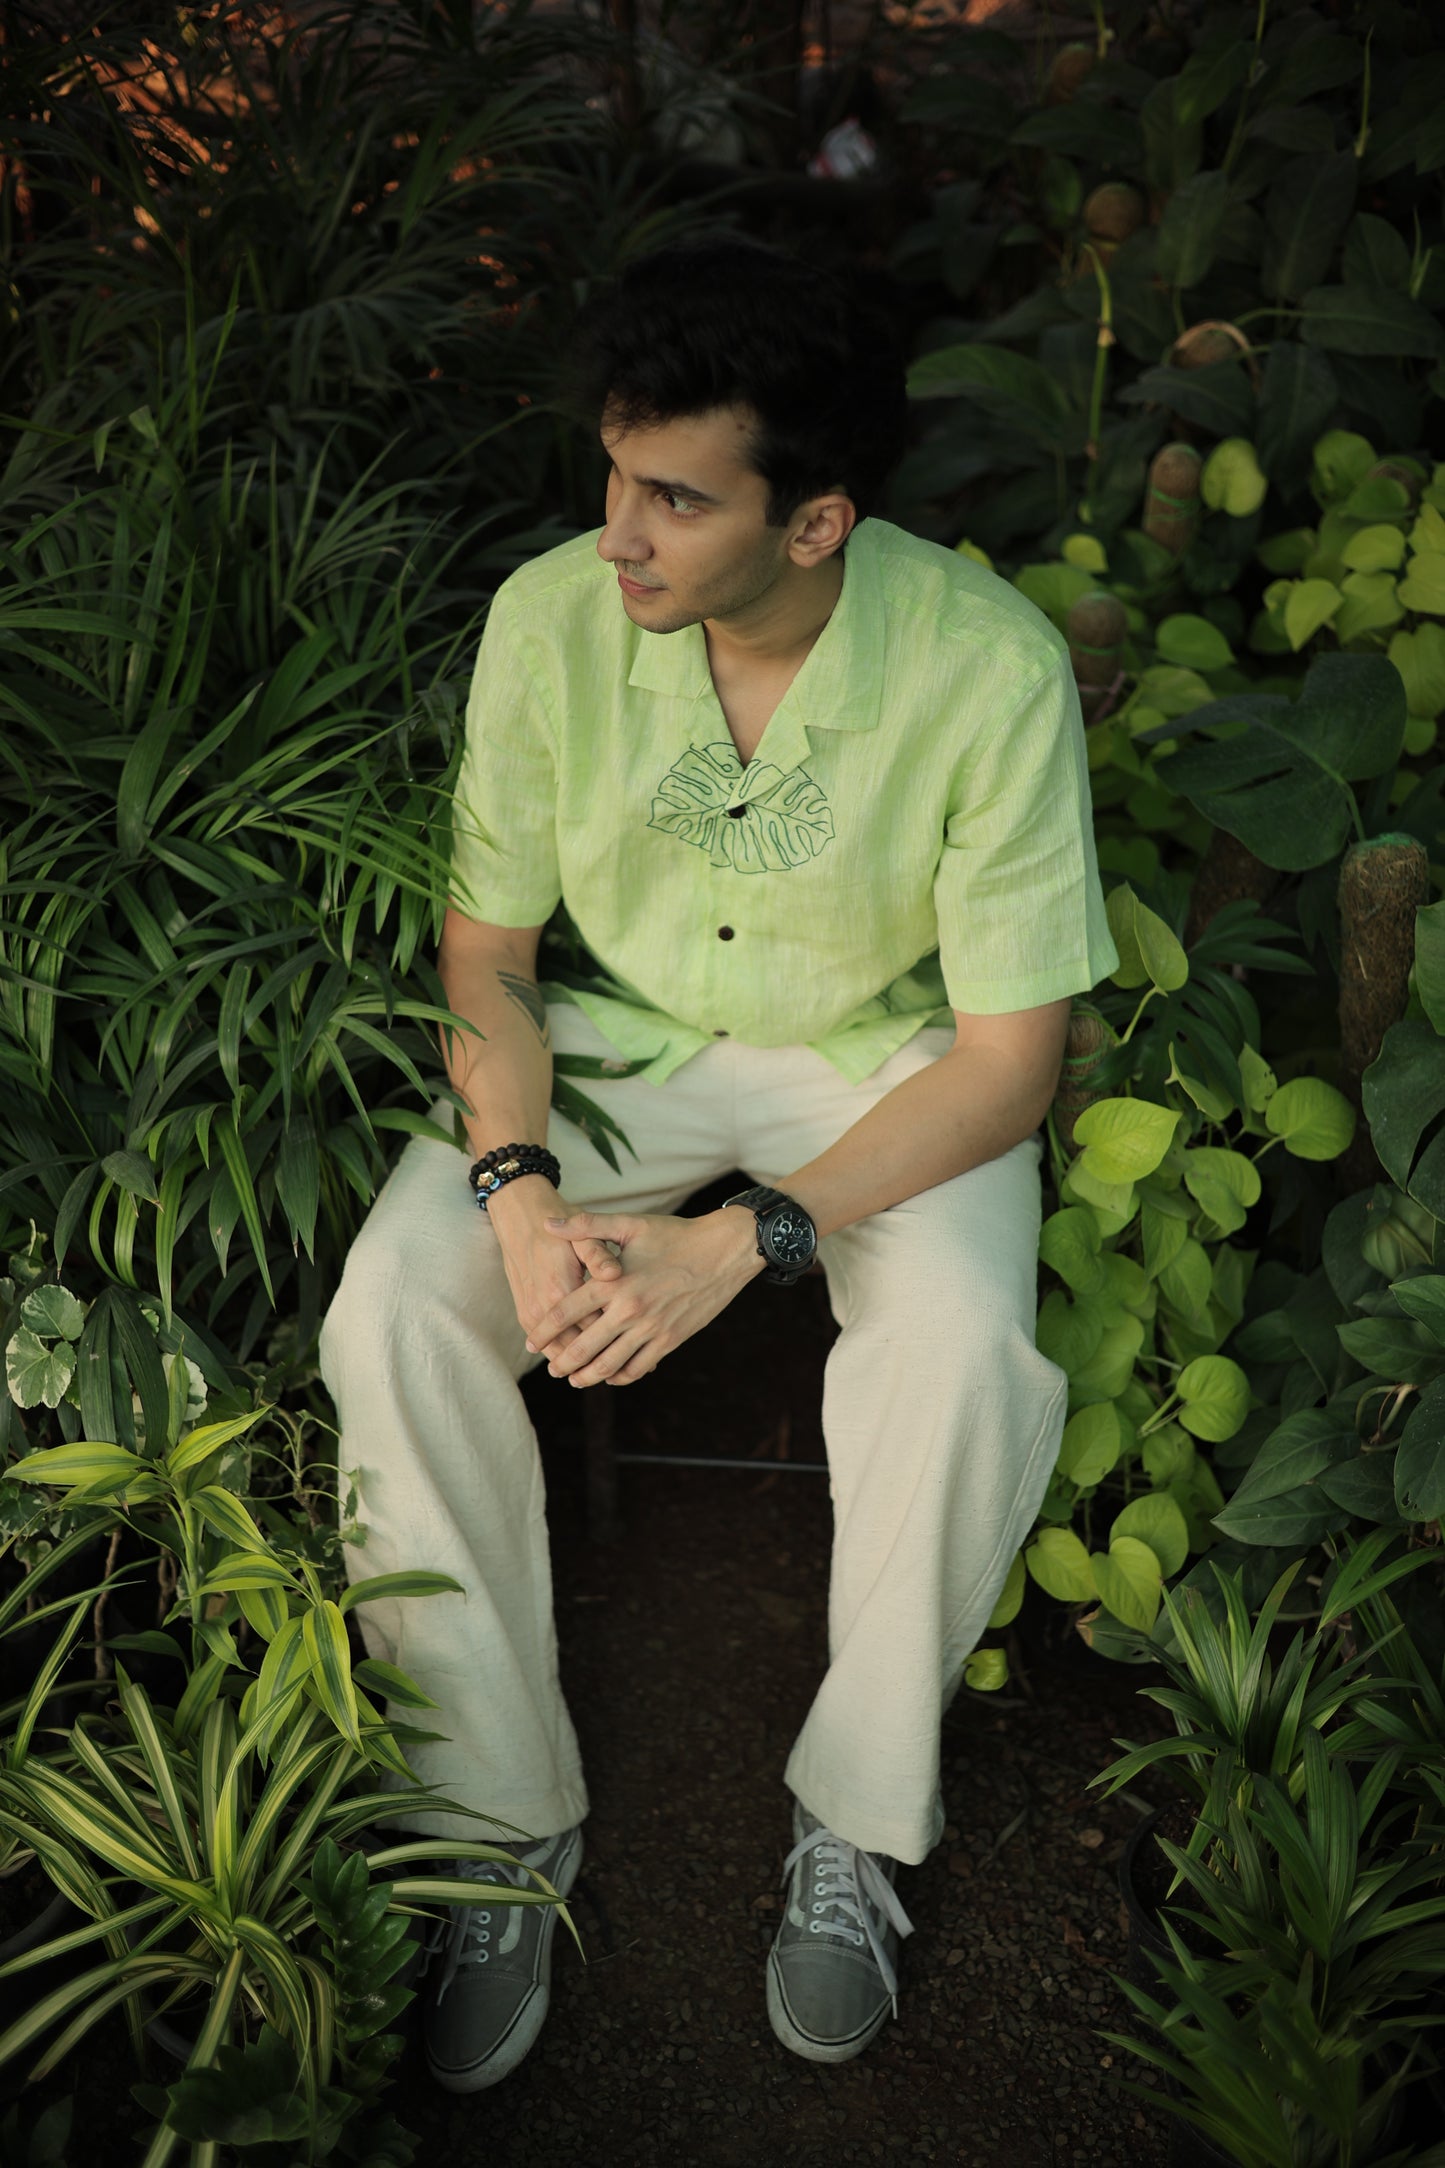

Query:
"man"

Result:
[[319, 234, 1117, 2093]]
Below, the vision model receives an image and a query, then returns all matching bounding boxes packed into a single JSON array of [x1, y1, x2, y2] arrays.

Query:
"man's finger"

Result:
[[572, 1238, 623, 1278], [525, 1283, 610, 1350], [545, 1210, 635, 1247]]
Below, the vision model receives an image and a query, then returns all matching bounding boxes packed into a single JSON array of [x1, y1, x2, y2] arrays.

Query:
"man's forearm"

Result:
[[779, 1010, 1068, 1241], [437, 928, 553, 1162]]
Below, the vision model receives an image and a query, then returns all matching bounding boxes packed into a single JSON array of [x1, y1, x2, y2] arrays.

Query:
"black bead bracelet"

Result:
[[468, 1144, 561, 1211]]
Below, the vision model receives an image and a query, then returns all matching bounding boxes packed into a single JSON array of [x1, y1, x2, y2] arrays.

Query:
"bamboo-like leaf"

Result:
[[5, 1440, 145, 1490], [167, 1408, 269, 1475], [114, 1671, 203, 1882], [189, 1483, 270, 1553], [302, 1601, 361, 1750], [338, 1569, 464, 1615], [173, 1652, 230, 1743]]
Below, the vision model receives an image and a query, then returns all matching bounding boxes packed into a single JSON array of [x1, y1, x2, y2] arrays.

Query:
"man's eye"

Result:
[[661, 491, 697, 515]]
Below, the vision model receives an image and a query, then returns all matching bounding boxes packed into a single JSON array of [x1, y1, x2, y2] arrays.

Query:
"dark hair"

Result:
[[570, 234, 909, 526]]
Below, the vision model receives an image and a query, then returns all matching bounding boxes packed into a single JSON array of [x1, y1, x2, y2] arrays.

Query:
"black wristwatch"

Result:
[[722, 1185, 818, 1286]]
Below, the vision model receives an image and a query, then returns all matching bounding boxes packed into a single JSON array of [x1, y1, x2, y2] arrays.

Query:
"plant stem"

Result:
[[1081, 246, 1115, 523], [1120, 987, 1159, 1043], [1222, 0, 1270, 178]]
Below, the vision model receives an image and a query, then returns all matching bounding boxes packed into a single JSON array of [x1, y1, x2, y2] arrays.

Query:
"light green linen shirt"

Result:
[[449, 517, 1118, 1084]]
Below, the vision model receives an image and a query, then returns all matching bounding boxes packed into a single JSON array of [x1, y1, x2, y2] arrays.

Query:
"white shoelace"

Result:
[[428, 1850, 551, 2007], [781, 1826, 915, 2010]]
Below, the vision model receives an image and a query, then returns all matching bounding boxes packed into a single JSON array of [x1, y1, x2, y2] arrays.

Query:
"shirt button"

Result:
[[717, 925, 735, 940], [713, 1029, 729, 1038], [726, 804, 748, 819]]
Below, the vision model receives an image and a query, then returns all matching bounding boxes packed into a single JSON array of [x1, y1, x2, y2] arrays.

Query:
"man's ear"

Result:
[[788, 491, 857, 566]]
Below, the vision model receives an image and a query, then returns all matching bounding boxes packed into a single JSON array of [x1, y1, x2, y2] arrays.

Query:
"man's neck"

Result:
[[703, 552, 846, 678]]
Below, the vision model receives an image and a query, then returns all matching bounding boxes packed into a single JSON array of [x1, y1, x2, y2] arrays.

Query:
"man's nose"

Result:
[[596, 486, 650, 566]]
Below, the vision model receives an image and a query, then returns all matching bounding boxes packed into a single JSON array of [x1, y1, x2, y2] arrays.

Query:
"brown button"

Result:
[[726, 804, 748, 818], [713, 1029, 729, 1038], [718, 925, 735, 940]]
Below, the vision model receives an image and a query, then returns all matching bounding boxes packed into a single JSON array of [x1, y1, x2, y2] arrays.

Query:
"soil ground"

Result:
[[387, 1248, 1177, 2168]]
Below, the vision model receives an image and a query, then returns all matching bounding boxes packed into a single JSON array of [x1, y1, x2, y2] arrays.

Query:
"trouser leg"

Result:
[[742, 1033, 1067, 1867], [317, 1008, 736, 1842]]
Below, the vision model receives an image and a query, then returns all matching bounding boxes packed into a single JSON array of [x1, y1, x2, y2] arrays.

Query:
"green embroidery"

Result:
[[648, 743, 834, 873]]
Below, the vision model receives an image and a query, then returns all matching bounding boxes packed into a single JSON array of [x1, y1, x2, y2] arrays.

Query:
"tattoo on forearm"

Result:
[[498, 970, 550, 1045]]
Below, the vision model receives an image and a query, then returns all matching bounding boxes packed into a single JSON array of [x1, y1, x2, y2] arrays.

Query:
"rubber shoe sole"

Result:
[[425, 1827, 583, 2094], [765, 1949, 891, 2064]]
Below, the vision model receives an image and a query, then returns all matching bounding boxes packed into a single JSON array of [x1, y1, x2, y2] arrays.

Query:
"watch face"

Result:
[[764, 1205, 815, 1267]]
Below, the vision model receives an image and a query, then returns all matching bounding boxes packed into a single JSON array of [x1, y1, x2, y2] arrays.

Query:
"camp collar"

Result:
[[624, 520, 886, 775]]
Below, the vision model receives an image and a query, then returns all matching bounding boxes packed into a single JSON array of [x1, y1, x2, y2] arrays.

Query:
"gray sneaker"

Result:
[[766, 1803, 915, 2063], [422, 1825, 583, 2092]]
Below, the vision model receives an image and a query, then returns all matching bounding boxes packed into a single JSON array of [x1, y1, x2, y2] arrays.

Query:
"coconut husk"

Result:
[[1045, 42, 1095, 105], [1053, 1002, 1120, 1154], [1336, 834, 1431, 1194], [1184, 828, 1279, 948], [1142, 442, 1202, 556], [1067, 591, 1128, 703], [1083, 183, 1146, 246], [1365, 458, 1423, 506], [1168, 320, 1260, 390], [1338, 834, 1430, 1100]]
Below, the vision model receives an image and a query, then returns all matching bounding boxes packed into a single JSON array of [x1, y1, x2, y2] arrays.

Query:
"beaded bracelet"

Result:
[[468, 1144, 561, 1211]]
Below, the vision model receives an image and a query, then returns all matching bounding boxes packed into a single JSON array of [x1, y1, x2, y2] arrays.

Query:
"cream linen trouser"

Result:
[[318, 1006, 1068, 1867]]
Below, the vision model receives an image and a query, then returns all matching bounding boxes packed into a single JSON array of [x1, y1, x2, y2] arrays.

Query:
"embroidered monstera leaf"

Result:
[[648, 743, 834, 873]]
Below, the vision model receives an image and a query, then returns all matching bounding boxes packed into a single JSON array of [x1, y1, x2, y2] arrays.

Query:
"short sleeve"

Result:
[[934, 656, 1118, 1014], [447, 594, 562, 926]]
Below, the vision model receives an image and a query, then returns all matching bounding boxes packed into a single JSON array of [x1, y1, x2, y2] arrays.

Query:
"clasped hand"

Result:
[[526, 1209, 761, 1388]]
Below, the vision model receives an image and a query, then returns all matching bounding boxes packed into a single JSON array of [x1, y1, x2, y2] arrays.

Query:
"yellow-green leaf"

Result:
[[1265, 1076, 1356, 1159], [986, 1553, 1026, 1630], [963, 1648, 1009, 1692], [1073, 1098, 1181, 1184], [1090, 1537, 1162, 1630], [1340, 523, 1407, 574], [1284, 578, 1343, 649], [1057, 1402, 1125, 1487], [302, 1600, 360, 1749], [1177, 1354, 1250, 1441], [1110, 1492, 1190, 1576], [1025, 1527, 1097, 1602], [167, 1408, 269, 1475]]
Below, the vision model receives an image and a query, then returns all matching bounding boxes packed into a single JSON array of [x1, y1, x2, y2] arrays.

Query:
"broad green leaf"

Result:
[[1182, 1147, 1262, 1235], [1160, 1237, 1212, 1320], [1090, 1536, 1162, 1630], [1364, 1019, 1445, 1218], [1302, 285, 1445, 358], [1013, 563, 1097, 633], [1283, 578, 1343, 649], [1105, 883, 1189, 993], [1336, 1315, 1441, 1385], [1257, 527, 1317, 574], [1111, 1491, 1191, 1575], [1176, 1354, 1250, 1441], [1061, 534, 1107, 573], [1392, 1274, 1445, 1346], [1057, 1402, 1125, 1487], [1397, 554, 1445, 617], [1038, 1207, 1105, 1293], [1141, 1195, 1190, 1278], [1333, 572, 1405, 646], [1059, 1158, 1137, 1227], [1238, 1046, 1277, 1113], [1025, 1527, 1097, 1602], [1070, 1314, 1145, 1403], [1167, 1050, 1234, 1123], [1395, 1379, 1445, 1520], [1265, 1076, 1356, 1159], [1073, 1098, 1181, 1184], [985, 1552, 1026, 1630], [338, 1569, 466, 1615], [1312, 430, 1377, 503], [1262, 152, 1356, 303], [962, 1648, 1008, 1692], [1388, 625, 1445, 719], [5, 1329, 76, 1410], [1156, 613, 1233, 671], [1142, 1423, 1195, 1486], [1256, 347, 1337, 490], [1155, 168, 1229, 289], [19, 1285, 86, 1342], [1341, 525, 1407, 574], [1036, 1289, 1106, 1378], [1200, 440, 1267, 519], [1131, 666, 1215, 720], [1414, 898, 1445, 1032], [906, 343, 1076, 450]]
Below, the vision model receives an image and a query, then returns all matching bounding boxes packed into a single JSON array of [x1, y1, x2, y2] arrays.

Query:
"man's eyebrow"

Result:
[[603, 451, 722, 505]]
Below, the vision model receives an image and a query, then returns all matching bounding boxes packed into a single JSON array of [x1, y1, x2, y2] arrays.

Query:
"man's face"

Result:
[[595, 404, 797, 635]]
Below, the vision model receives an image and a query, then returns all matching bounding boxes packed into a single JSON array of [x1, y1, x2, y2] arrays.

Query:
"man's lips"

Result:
[[618, 573, 664, 595]]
